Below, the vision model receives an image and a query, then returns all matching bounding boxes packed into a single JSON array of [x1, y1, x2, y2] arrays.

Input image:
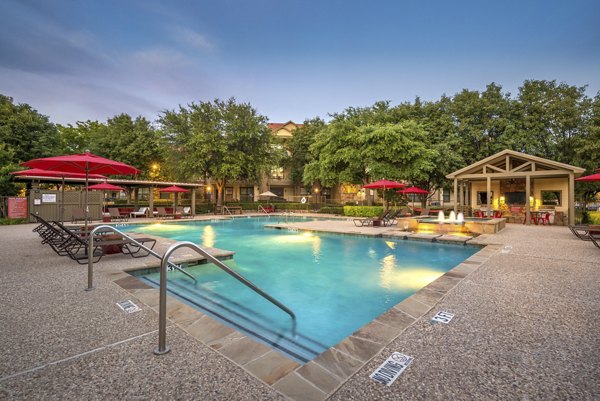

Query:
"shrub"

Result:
[[0, 217, 27, 225], [343, 206, 384, 217], [318, 206, 344, 215]]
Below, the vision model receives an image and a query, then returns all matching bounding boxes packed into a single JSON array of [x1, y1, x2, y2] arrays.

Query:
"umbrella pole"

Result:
[[61, 176, 65, 225], [84, 163, 89, 232]]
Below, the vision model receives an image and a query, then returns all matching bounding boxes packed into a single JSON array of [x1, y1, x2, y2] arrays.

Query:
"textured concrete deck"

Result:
[[0, 216, 598, 400]]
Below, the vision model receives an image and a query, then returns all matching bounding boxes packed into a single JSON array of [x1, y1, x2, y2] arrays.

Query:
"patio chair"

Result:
[[52, 220, 157, 263], [568, 225, 600, 241], [130, 207, 149, 218], [383, 210, 400, 227], [156, 207, 174, 218], [177, 206, 193, 218], [353, 210, 389, 227], [108, 207, 128, 222], [536, 212, 551, 225], [590, 234, 600, 249]]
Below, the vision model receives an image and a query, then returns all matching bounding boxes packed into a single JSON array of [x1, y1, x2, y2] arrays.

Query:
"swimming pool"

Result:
[[124, 217, 478, 363]]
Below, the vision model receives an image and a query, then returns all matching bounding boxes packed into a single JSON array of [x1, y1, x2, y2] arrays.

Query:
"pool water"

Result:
[[125, 216, 478, 363]]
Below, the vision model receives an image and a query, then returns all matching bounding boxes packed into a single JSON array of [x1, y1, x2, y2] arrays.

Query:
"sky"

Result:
[[1, 0, 599, 125]]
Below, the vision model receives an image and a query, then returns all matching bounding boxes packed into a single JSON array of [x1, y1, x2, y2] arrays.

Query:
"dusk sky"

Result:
[[1, 0, 599, 125]]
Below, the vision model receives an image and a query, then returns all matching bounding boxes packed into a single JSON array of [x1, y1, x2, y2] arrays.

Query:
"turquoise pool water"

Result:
[[124, 217, 478, 363]]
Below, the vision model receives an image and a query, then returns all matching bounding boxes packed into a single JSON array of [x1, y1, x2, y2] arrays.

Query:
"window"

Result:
[[443, 190, 451, 203], [270, 167, 284, 180], [505, 192, 526, 204], [541, 190, 561, 206], [477, 191, 493, 205], [240, 187, 254, 202]]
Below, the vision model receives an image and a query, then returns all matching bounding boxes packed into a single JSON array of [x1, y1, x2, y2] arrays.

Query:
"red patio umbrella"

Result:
[[10, 168, 107, 224], [159, 186, 190, 210], [363, 180, 405, 208], [88, 183, 126, 213], [576, 172, 600, 182], [397, 186, 429, 194], [397, 186, 429, 208], [363, 179, 405, 190], [22, 152, 140, 230], [87, 183, 126, 191]]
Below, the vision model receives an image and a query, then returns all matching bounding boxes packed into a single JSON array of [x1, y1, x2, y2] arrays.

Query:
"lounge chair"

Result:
[[52, 220, 157, 263], [353, 210, 389, 227], [109, 207, 128, 222], [130, 207, 149, 218], [569, 225, 600, 241], [177, 206, 193, 219], [156, 207, 174, 219], [383, 210, 400, 227], [590, 234, 600, 249]]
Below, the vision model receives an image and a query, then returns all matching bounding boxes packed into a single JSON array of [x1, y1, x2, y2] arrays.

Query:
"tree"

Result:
[[0, 94, 61, 195], [304, 102, 438, 203], [159, 98, 274, 204], [286, 118, 325, 187], [516, 80, 589, 163]]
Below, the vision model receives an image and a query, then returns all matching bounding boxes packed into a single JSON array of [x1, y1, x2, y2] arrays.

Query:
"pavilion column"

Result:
[[525, 174, 531, 225], [568, 172, 575, 225], [191, 188, 196, 215], [486, 176, 491, 216], [134, 188, 139, 212], [453, 178, 458, 214], [148, 186, 154, 218]]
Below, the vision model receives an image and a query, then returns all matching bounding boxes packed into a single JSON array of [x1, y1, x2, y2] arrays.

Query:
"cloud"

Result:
[[169, 27, 215, 51]]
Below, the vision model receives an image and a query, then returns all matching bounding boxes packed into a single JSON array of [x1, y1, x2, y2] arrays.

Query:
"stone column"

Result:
[[525, 175, 531, 225]]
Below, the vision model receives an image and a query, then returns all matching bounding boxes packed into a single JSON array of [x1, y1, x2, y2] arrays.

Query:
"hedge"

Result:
[[343, 206, 385, 217], [318, 206, 344, 215]]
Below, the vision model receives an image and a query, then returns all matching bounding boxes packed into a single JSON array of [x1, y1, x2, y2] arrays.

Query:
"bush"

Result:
[[0, 217, 27, 225], [343, 206, 384, 217], [318, 206, 344, 215]]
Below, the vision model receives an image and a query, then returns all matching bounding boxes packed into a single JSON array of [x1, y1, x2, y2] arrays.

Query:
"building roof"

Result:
[[268, 121, 304, 133], [446, 149, 585, 180]]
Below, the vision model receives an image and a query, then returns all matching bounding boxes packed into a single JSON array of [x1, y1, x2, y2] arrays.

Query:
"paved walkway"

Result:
[[0, 217, 598, 400]]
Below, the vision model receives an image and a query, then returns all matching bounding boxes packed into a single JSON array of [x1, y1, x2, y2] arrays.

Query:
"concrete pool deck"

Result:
[[0, 215, 598, 400]]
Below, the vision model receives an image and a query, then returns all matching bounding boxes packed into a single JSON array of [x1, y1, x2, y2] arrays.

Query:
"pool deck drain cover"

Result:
[[370, 352, 414, 386], [431, 311, 455, 324], [116, 300, 141, 313]]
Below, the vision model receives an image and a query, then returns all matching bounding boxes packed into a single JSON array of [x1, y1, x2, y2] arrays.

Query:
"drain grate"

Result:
[[370, 352, 413, 386], [431, 311, 454, 324], [116, 300, 141, 313]]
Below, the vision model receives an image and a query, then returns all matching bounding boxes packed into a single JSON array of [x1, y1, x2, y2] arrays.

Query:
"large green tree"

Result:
[[159, 98, 274, 204], [286, 118, 325, 187], [0, 94, 61, 195]]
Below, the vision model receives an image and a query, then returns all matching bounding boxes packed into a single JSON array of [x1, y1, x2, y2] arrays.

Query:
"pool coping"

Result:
[[111, 220, 498, 401]]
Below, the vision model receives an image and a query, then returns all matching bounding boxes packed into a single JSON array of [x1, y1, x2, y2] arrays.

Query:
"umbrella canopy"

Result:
[[21, 152, 139, 230], [158, 185, 190, 193], [575, 172, 600, 182], [397, 186, 429, 194], [363, 179, 405, 190], [259, 191, 278, 197], [10, 168, 107, 180], [22, 152, 140, 175], [88, 183, 125, 191]]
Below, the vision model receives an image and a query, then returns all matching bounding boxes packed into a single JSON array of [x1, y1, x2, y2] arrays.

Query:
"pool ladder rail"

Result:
[[84, 225, 297, 356]]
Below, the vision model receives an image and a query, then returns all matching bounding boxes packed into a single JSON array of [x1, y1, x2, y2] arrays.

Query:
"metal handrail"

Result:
[[86, 225, 197, 291], [257, 205, 270, 216], [154, 241, 297, 355], [222, 205, 234, 217]]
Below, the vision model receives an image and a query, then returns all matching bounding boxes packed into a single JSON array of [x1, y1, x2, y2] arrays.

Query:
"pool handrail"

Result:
[[257, 204, 270, 216], [222, 205, 234, 217], [86, 225, 197, 291], [155, 241, 297, 355]]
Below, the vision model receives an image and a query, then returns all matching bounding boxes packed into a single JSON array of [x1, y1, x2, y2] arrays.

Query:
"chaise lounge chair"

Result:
[[353, 210, 389, 227], [109, 207, 128, 222], [568, 224, 600, 241], [130, 207, 150, 218], [156, 207, 174, 219]]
